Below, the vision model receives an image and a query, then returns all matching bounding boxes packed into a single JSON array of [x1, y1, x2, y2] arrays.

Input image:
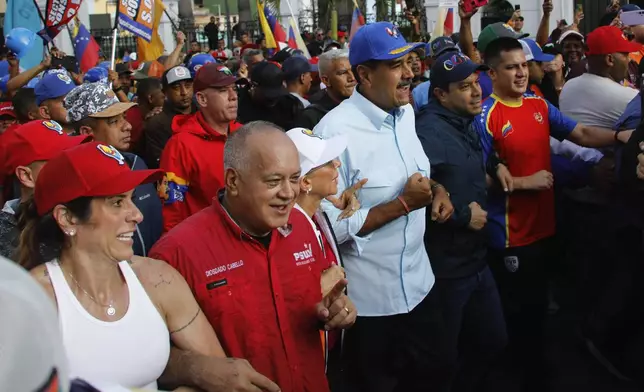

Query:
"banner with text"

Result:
[[38, 0, 84, 41], [117, 0, 154, 42]]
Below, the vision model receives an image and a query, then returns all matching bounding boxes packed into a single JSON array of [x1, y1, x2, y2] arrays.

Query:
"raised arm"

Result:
[[536, 0, 553, 46], [164, 31, 187, 69], [458, 1, 479, 62]]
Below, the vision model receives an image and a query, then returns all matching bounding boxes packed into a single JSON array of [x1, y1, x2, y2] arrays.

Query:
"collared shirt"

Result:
[[290, 92, 311, 108], [314, 90, 434, 317], [149, 196, 330, 392]]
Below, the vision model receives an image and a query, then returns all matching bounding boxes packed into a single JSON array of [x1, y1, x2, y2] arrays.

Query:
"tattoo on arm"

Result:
[[154, 273, 174, 288], [170, 308, 201, 334]]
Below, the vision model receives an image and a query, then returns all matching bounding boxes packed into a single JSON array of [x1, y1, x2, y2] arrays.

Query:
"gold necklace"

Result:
[[62, 266, 117, 317]]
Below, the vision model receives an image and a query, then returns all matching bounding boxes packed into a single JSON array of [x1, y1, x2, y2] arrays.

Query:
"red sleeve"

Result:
[[158, 136, 193, 234]]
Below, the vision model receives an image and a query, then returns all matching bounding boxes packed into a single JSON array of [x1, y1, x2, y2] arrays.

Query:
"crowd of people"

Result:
[[3, 0, 644, 391]]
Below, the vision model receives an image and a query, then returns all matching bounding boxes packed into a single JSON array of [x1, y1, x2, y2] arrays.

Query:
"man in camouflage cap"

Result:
[[63, 82, 162, 257], [64, 82, 136, 151]]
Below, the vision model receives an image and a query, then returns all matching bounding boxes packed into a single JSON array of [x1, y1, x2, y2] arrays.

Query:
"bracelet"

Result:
[[397, 196, 410, 216], [615, 129, 622, 143], [431, 183, 450, 197]]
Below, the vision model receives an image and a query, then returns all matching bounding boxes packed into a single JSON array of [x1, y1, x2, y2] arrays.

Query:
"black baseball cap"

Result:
[[251, 62, 287, 99], [282, 56, 313, 82], [430, 51, 488, 92], [115, 63, 132, 75]]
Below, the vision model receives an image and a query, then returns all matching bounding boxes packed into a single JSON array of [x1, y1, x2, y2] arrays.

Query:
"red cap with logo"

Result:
[[0, 102, 16, 119], [4, 120, 87, 173], [34, 141, 163, 216], [586, 26, 642, 55]]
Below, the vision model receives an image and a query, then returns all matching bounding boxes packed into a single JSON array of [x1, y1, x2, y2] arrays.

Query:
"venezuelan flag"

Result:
[[349, 6, 365, 44], [257, 0, 277, 49], [264, 5, 287, 43]]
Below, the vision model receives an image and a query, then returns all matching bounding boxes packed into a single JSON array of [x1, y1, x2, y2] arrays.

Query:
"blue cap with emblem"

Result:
[[429, 36, 458, 58], [429, 51, 488, 92], [34, 71, 76, 106], [349, 21, 425, 66]]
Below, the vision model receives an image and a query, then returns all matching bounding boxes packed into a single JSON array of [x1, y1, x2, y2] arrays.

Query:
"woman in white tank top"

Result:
[[18, 142, 226, 390]]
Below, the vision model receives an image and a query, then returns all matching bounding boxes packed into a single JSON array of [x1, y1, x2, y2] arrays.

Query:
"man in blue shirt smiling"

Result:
[[315, 21, 455, 392]]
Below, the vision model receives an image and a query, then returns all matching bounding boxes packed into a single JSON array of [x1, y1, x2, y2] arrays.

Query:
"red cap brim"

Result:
[[89, 169, 164, 197]]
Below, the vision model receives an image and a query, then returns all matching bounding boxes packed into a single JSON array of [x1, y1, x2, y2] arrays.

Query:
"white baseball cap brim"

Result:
[[558, 30, 584, 45], [286, 127, 348, 176]]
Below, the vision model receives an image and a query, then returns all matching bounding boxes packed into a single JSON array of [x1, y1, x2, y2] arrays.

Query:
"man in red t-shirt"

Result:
[[158, 63, 242, 233], [150, 122, 356, 392]]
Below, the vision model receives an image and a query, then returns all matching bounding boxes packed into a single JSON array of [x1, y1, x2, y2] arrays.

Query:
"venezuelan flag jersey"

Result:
[[474, 93, 578, 249]]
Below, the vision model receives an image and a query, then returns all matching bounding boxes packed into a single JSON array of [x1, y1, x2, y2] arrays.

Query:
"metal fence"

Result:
[[91, 8, 426, 58]]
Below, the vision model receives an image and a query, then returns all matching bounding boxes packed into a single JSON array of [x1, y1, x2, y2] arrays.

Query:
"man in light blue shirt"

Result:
[[314, 21, 455, 392]]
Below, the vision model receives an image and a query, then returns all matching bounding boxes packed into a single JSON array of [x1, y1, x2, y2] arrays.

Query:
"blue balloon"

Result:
[[5, 28, 36, 59]]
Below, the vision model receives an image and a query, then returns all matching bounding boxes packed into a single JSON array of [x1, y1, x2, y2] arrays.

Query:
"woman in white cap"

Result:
[[19, 142, 227, 390], [286, 127, 367, 381]]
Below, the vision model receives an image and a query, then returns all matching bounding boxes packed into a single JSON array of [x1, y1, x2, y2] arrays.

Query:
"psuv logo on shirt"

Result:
[[501, 120, 514, 138], [158, 172, 189, 205], [293, 243, 316, 266]]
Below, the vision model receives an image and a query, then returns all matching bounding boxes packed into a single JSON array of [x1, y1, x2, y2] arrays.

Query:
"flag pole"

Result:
[[31, 0, 50, 53], [163, 9, 179, 32]]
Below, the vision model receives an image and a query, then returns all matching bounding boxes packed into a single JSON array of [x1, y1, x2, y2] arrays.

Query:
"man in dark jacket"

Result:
[[65, 82, 162, 257], [294, 48, 356, 129], [204, 16, 219, 51], [416, 51, 509, 392], [143, 66, 194, 169]]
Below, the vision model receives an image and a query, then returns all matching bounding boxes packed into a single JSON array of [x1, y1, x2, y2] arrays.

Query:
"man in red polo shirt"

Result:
[[150, 121, 356, 392], [158, 62, 242, 233]]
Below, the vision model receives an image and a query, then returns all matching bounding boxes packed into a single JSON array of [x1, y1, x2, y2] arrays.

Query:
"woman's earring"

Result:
[[66, 229, 76, 237], [306, 187, 312, 195]]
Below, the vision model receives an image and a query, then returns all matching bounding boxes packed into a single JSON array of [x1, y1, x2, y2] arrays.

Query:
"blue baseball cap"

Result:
[[83, 67, 109, 84], [429, 51, 488, 91], [349, 22, 424, 66], [282, 56, 314, 82], [429, 36, 458, 58], [520, 38, 555, 62], [35, 72, 76, 106]]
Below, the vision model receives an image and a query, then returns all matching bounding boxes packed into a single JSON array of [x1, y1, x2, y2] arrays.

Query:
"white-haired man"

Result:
[[294, 49, 356, 129]]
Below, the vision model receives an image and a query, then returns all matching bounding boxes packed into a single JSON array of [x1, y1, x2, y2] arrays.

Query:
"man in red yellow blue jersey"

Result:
[[473, 37, 633, 391]]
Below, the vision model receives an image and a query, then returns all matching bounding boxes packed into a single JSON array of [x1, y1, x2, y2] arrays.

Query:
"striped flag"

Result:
[[264, 4, 287, 43], [71, 18, 100, 72], [288, 17, 311, 58], [349, 6, 365, 44], [287, 25, 298, 49], [257, 0, 277, 49], [444, 8, 454, 36]]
